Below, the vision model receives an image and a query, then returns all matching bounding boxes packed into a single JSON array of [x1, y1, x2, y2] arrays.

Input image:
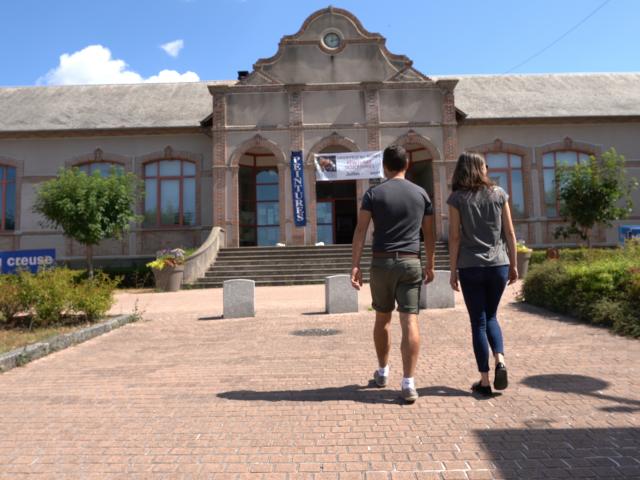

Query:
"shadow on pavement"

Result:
[[522, 374, 640, 413], [476, 427, 640, 479], [218, 384, 471, 404]]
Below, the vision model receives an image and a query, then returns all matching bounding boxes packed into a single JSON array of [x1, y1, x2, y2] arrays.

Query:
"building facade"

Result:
[[0, 7, 639, 262]]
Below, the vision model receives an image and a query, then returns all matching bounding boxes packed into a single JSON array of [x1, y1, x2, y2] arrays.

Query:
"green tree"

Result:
[[555, 148, 638, 247], [33, 167, 142, 276]]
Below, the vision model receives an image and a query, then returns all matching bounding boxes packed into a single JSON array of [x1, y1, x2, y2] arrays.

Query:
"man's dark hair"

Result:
[[383, 145, 408, 172]]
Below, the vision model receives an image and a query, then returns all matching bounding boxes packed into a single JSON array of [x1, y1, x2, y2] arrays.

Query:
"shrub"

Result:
[[24, 268, 79, 328], [70, 272, 119, 321], [101, 265, 153, 289], [522, 244, 640, 338], [0, 275, 24, 324]]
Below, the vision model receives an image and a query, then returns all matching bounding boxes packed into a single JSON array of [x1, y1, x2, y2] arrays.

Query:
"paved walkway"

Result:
[[0, 283, 639, 479]]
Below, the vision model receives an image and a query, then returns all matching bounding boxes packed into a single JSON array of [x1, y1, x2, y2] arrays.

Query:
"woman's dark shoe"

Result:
[[494, 363, 508, 390], [471, 381, 492, 397]]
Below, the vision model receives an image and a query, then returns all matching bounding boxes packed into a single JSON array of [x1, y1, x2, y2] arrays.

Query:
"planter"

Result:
[[152, 265, 184, 292], [516, 251, 532, 280]]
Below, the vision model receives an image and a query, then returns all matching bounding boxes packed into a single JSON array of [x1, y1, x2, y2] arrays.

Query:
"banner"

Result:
[[0, 249, 56, 274], [618, 225, 640, 245], [314, 150, 383, 181], [290, 151, 307, 227]]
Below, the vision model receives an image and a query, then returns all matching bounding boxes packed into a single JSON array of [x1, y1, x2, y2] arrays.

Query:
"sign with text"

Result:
[[0, 249, 56, 274], [618, 225, 640, 245], [290, 151, 307, 227], [314, 150, 383, 181]]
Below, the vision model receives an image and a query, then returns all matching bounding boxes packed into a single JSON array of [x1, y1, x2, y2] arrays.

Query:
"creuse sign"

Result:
[[0, 249, 56, 274]]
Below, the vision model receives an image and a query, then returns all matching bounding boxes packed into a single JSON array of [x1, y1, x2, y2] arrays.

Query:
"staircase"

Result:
[[187, 242, 450, 288]]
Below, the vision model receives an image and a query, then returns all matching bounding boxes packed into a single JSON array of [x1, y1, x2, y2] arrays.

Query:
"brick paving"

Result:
[[0, 283, 639, 479]]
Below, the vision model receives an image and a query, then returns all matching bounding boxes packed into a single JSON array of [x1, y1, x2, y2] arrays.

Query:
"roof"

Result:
[[0, 73, 639, 133], [0, 81, 233, 133], [448, 73, 640, 120]]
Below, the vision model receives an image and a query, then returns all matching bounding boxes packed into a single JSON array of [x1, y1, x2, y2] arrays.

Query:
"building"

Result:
[[0, 6, 639, 263]]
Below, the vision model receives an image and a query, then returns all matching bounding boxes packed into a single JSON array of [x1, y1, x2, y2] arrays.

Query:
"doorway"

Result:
[[315, 146, 358, 245], [405, 145, 434, 200]]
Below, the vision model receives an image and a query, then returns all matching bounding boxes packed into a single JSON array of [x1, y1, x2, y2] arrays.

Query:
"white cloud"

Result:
[[38, 45, 200, 85], [160, 39, 184, 58]]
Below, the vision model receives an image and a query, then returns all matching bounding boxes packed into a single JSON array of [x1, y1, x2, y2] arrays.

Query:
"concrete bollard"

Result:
[[325, 274, 358, 314], [223, 279, 256, 318], [420, 270, 455, 309]]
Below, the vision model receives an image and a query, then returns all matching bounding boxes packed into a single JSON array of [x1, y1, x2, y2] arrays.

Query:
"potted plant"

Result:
[[516, 240, 533, 280], [146, 248, 186, 292]]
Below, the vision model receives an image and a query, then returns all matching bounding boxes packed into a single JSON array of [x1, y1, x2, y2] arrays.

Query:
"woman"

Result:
[[447, 152, 518, 396]]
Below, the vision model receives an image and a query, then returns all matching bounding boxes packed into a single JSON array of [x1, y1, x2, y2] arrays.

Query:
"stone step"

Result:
[[206, 263, 451, 275]]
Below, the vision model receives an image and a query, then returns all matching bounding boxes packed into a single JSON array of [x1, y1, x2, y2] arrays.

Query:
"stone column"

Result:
[[287, 85, 306, 245], [436, 79, 459, 241], [363, 82, 382, 243], [209, 87, 229, 243]]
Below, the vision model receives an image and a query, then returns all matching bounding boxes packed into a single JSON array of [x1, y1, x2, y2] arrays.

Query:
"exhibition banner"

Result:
[[314, 150, 383, 181], [290, 151, 307, 227]]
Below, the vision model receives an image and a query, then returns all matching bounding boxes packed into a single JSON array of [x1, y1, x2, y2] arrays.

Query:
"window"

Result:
[[77, 161, 123, 176], [485, 152, 525, 218], [143, 160, 196, 227], [0, 165, 16, 231], [542, 151, 590, 217], [239, 163, 280, 246]]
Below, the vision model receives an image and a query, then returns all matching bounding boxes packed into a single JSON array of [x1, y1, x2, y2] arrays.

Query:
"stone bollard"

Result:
[[223, 279, 256, 318], [325, 274, 358, 314], [420, 270, 455, 309]]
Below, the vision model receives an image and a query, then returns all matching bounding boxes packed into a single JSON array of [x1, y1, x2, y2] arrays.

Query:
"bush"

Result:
[[101, 265, 153, 289], [0, 268, 119, 329], [70, 272, 119, 321], [0, 275, 24, 324], [522, 244, 640, 337]]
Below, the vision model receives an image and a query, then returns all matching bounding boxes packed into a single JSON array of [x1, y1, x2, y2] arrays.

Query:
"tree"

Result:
[[555, 148, 638, 247], [33, 167, 142, 276]]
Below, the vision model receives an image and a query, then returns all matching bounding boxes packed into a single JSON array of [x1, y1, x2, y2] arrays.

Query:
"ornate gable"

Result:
[[240, 7, 432, 86]]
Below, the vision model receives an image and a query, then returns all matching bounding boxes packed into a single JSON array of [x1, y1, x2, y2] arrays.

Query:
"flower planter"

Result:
[[152, 265, 184, 292], [516, 251, 532, 280]]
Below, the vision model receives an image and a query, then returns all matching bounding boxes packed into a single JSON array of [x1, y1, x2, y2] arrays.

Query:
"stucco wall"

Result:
[[379, 89, 443, 124]]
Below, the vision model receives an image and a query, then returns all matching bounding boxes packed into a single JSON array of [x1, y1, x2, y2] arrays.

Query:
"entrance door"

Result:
[[239, 151, 280, 246], [316, 180, 357, 244], [406, 147, 434, 200]]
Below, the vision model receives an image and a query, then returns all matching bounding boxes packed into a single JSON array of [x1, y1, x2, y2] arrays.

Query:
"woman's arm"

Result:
[[448, 205, 461, 291], [501, 201, 518, 284]]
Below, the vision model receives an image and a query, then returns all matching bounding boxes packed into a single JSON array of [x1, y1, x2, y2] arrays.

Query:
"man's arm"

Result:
[[421, 214, 436, 284], [351, 209, 372, 290]]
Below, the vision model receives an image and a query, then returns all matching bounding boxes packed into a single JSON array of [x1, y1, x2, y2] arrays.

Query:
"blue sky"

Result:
[[1, 0, 638, 86]]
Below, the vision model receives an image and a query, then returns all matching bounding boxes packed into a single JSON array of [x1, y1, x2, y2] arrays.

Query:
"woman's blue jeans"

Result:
[[458, 265, 509, 373]]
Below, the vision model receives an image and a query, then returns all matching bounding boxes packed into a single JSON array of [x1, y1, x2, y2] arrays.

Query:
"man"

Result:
[[351, 145, 435, 403]]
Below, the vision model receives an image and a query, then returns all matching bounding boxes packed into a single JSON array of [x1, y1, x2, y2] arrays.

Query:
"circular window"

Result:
[[322, 32, 341, 50]]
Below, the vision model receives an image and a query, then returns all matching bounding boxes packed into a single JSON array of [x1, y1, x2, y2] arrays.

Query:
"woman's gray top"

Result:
[[447, 186, 510, 269]]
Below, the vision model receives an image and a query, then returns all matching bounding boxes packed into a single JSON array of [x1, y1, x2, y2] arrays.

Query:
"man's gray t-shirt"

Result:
[[361, 178, 433, 254], [446, 186, 510, 268]]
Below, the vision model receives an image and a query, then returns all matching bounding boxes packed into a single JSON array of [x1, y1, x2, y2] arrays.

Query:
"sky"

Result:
[[1, 0, 638, 87]]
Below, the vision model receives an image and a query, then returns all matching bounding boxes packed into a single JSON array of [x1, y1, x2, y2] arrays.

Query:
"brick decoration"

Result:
[[210, 91, 227, 234]]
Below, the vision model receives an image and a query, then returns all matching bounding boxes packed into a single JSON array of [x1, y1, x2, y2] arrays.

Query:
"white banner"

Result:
[[314, 151, 383, 181]]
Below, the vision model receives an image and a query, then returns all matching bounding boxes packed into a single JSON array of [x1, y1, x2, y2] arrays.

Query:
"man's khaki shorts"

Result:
[[369, 256, 423, 314]]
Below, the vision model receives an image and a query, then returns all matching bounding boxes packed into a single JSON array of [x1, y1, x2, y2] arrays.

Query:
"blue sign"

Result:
[[0, 249, 56, 274], [290, 151, 307, 227], [618, 225, 640, 245]]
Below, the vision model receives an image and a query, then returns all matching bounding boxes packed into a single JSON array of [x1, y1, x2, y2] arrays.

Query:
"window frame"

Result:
[[75, 160, 124, 176], [143, 159, 197, 228], [485, 152, 525, 219], [0, 164, 16, 231], [542, 150, 591, 218]]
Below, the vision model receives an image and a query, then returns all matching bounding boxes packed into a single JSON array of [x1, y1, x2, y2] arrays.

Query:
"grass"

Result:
[[0, 324, 89, 354]]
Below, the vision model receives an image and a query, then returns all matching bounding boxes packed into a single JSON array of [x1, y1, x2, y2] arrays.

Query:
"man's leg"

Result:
[[399, 312, 420, 378], [374, 311, 393, 368]]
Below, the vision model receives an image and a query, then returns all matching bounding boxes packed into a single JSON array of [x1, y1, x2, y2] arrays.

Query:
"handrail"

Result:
[[182, 227, 225, 284]]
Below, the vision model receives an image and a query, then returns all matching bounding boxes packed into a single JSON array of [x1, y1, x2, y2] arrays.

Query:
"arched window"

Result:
[[542, 150, 590, 217], [485, 152, 525, 218], [0, 164, 16, 231], [143, 159, 196, 227], [77, 161, 123, 176]]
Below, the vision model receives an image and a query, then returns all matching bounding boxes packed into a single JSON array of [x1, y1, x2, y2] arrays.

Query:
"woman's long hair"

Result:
[[451, 152, 494, 192]]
